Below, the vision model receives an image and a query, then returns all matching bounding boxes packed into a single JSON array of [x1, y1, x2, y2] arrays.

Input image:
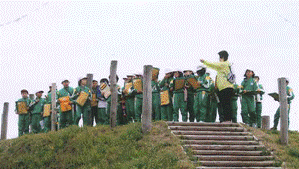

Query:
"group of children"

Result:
[[15, 66, 294, 137]]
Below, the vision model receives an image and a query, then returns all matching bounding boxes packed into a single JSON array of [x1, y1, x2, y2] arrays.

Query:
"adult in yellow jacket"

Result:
[[200, 50, 234, 123]]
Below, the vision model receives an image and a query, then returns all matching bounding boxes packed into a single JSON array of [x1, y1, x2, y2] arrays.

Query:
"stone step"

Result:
[[172, 130, 251, 136], [167, 122, 240, 127], [199, 161, 277, 167], [185, 145, 265, 151], [169, 126, 245, 132], [178, 135, 255, 141], [195, 155, 274, 161], [196, 167, 282, 169], [192, 150, 265, 156], [182, 140, 259, 145]]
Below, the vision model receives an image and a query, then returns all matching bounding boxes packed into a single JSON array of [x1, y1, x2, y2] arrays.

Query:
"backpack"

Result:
[[227, 64, 236, 84]]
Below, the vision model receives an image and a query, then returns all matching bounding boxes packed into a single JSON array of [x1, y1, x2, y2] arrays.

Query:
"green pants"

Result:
[[117, 103, 128, 125], [60, 110, 73, 129], [208, 98, 218, 122], [187, 93, 195, 122], [31, 113, 42, 134], [256, 102, 262, 128], [75, 104, 91, 126], [125, 97, 135, 122], [43, 116, 51, 133], [194, 91, 209, 122], [241, 95, 256, 126], [135, 96, 143, 122], [173, 92, 187, 122], [161, 105, 170, 121], [97, 108, 107, 125], [231, 99, 238, 123], [18, 114, 30, 137], [91, 106, 99, 126], [168, 97, 174, 121], [273, 105, 290, 129], [152, 92, 161, 121]]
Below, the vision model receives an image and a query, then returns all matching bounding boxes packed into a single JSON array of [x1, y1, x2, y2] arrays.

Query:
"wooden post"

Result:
[[278, 78, 288, 145], [51, 83, 57, 131], [87, 74, 93, 90], [1, 102, 9, 140], [110, 61, 118, 128], [142, 65, 153, 134], [29, 94, 34, 133], [261, 115, 270, 130]]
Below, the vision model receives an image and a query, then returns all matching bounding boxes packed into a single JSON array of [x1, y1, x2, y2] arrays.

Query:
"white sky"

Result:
[[0, 1, 298, 139]]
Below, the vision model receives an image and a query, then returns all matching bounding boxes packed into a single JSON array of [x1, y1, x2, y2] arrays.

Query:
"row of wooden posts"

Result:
[[0, 61, 290, 145]]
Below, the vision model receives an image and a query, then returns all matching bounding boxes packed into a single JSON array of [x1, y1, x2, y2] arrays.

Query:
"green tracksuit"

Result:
[[73, 86, 92, 126], [185, 75, 196, 122], [232, 84, 241, 123], [241, 77, 258, 126], [16, 98, 31, 137], [256, 83, 265, 128], [159, 77, 173, 121], [57, 87, 74, 128], [273, 86, 294, 129], [170, 77, 187, 122], [43, 92, 52, 133], [194, 74, 210, 122], [91, 88, 99, 126], [106, 85, 126, 125], [132, 79, 143, 122], [122, 81, 135, 123], [31, 97, 46, 134], [152, 80, 161, 121]]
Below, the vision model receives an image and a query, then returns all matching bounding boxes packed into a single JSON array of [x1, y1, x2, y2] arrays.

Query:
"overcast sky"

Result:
[[1, 1, 298, 139]]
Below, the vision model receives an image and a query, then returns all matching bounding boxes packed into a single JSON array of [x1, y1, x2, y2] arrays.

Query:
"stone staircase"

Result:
[[167, 122, 282, 169]]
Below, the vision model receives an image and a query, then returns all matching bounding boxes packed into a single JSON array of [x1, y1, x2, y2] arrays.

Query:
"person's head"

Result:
[[100, 78, 109, 84], [92, 80, 98, 88], [78, 77, 88, 86], [48, 86, 52, 92], [218, 50, 229, 62], [286, 78, 289, 85], [127, 75, 134, 81], [123, 78, 129, 83], [183, 70, 193, 76], [244, 69, 255, 79], [21, 89, 28, 98], [174, 70, 183, 78], [62, 80, 70, 88], [254, 76, 260, 82], [196, 66, 206, 76], [36, 91, 44, 98]]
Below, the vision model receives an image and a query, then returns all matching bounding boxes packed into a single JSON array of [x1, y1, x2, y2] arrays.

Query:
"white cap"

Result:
[[127, 74, 134, 77], [174, 68, 183, 73], [183, 69, 193, 73], [164, 68, 173, 74], [196, 65, 206, 71]]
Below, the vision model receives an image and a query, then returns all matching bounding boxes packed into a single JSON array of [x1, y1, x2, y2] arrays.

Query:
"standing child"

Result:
[[254, 76, 265, 128], [159, 68, 173, 121], [183, 69, 196, 122], [30, 91, 46, 134], [15, 89, 31, 137], [240, 69, 258, 127]]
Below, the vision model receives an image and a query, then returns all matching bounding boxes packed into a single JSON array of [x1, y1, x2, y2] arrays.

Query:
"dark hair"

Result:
[[218, 50, 229, 61], [244, 69, 255, 78], [100, 78, 109, 84], [92, 80, 98, 83], [254, 76, 260, 80], [108, 75, 119, 82]]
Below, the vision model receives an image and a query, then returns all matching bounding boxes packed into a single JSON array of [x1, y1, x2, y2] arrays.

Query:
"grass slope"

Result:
[[0, 122, 195, 169], [243, 125, 299, 169]]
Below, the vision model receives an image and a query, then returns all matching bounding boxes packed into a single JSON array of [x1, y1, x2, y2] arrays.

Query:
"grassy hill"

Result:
[[0, 122, 195, 169], [243, 125, 299, 169]]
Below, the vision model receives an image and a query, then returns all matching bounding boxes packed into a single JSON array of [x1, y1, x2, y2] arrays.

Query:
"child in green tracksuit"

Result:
[[123, 75, 135, 123], [73, 77, 92, 126], [133, 73, 143, 122], [159, 69, 173, 121], [194, 66, 210, 122], [183, 70, 196, 122], [43, 87, 52, 133], [170, 69, 187, 122], [15, 89, 31, 137], [240, 69, 258, 127], [272, 79, 294, 130], [232, 84, 241, 123], [30, 91, 46, 134], [254, 76, 265, 128]]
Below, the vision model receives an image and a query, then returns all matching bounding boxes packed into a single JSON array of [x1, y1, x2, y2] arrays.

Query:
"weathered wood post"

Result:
[[261, 115, 270, 130], [142, 65, 153, 134], [1, 102, 9, 140], [51, 83, 57, 131], [278, 78, 288, 145], [29, 94, 35, 133], [87, 74, 93, 90], [110, 61, 118, 128]]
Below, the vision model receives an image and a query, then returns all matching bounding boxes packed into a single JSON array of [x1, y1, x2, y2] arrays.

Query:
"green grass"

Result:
[[0, 122, 195, 169], [243, 125, 299, 169]]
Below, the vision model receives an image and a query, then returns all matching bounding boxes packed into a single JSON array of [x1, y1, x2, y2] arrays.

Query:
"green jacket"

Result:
[[196, 74, 210, 92], [232, 84, 241, 101], [184, 75, 196, 95], [256, 83, 265, 102], [57, 87, 74, 99], [31, 97, 46, 114], [73, 86, 91, 106], [151, 80, 160, 93], [241, 77, 257, 95], [170, 77, 186, 93], [286, 86, 295, 104], [15, 97, 31, 113]]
